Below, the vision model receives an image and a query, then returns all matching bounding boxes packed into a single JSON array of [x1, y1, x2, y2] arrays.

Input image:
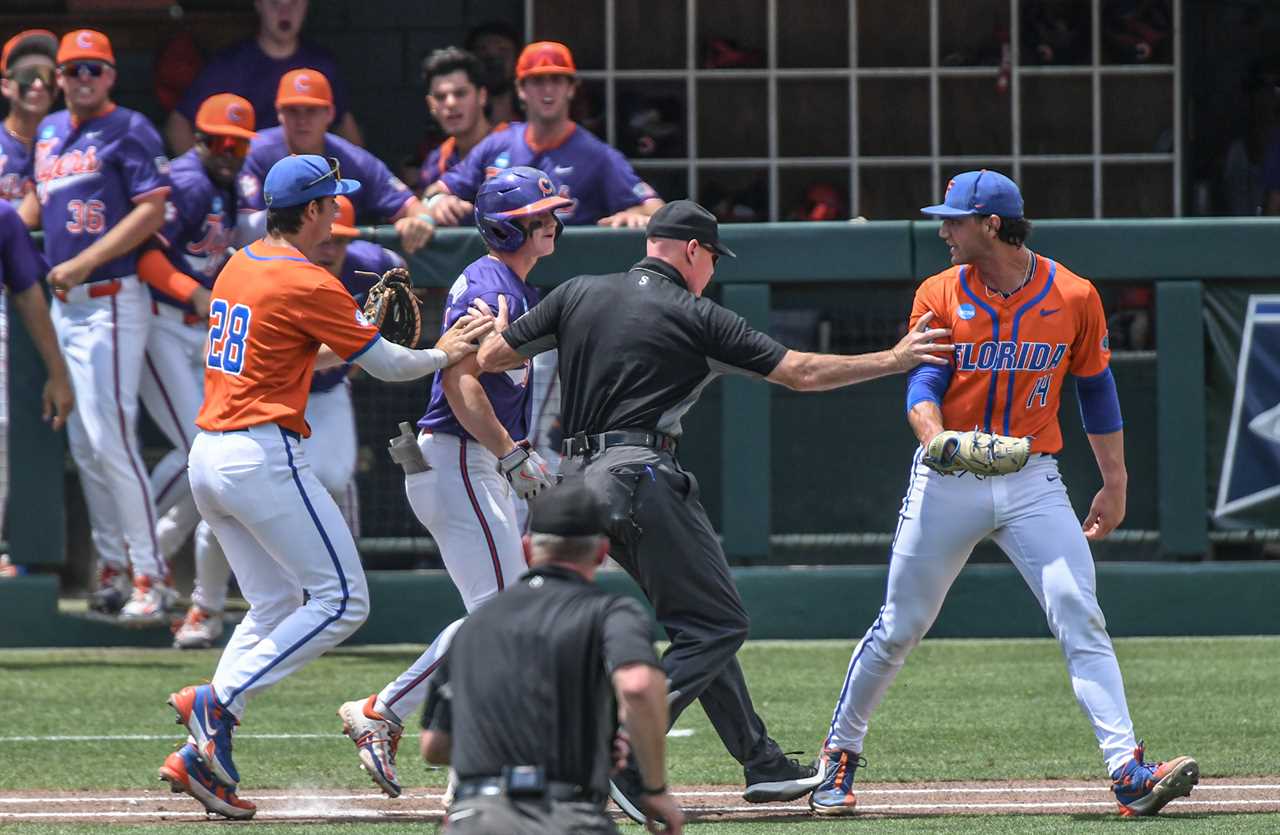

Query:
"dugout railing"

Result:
[[8, 219, 1280, 572]]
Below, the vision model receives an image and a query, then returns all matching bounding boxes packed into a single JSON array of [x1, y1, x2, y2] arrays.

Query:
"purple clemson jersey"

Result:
[[152, 149, 236, 308], [0, 200, 44, 294], [418, 255, 539, 440], [0, 131, 35, 204], [34, 106, 171, 283], [440, 122, 658, 225], [311, 240, 404, 393], [238, 127, 412, 220], [175, 39, 349, 130]]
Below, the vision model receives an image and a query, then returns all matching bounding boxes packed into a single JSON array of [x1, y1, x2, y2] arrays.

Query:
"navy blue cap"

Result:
[[921, 169, 1023, 219], [528, 476, 606, 536], [263, 154, 361, 209]]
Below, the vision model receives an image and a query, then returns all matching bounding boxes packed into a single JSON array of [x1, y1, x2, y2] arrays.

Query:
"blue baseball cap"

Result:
[[921, 169, 1023, 219], [263, 154, 361, 209]]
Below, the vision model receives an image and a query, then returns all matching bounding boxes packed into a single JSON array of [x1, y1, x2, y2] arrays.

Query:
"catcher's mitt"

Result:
[[360, 267, 422, 347], [922, 429, 1031, 477]]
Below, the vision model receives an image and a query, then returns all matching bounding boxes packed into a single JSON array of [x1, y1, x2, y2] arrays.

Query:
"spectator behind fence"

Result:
[[426, 41, 664, 229], [235, 68, 432, 253], [419, 48, 507, 194], [466, 20, 522, 126], [166, 0, 362, 154]]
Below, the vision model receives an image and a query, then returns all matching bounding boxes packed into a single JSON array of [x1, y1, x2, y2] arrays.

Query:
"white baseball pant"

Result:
[[304, 382, 360, 532], [189, 424, 369, 719], [51, 276, 163, 579], [139, 304, 233, 612], [373, 431, 528, 722], [825, 451, 1138, 773]]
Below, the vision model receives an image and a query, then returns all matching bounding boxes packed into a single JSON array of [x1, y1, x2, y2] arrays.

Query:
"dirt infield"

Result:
[[1, 779, 1277, 824]]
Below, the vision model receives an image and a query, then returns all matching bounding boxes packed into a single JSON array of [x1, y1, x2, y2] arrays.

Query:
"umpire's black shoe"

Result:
[[608, 766, 647, 824], [743, 752, 821, 803]]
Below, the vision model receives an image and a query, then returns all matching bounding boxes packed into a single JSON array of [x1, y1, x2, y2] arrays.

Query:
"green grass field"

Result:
[[1, 636, 1277, 832]]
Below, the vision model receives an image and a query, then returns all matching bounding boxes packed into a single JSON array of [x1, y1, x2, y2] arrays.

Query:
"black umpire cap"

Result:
[[528, 477, 607, 537], [646, 199, 737, 258]]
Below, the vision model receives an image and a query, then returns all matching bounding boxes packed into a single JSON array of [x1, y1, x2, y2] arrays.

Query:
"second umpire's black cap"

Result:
[[646, 199, 736, 258], [528, 476, 607, 537]]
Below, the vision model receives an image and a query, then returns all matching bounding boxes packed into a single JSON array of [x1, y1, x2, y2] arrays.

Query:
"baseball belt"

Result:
[[562, 429, 678, 458], [453, 776, 606, 804]]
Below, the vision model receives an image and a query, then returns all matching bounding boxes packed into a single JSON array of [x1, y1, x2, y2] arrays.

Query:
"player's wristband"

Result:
[[426, 193, 447, 210], [640, 783, 667, 795], [416, 211, 436, 228]]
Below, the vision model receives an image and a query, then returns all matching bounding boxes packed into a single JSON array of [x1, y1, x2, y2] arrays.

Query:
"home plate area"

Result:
[[1, 779, 1277, 823]]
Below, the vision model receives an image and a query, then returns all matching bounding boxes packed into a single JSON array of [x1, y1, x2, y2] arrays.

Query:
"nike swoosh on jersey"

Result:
[[1039, 308, 1060, 317], [40, 170, 102, 195]]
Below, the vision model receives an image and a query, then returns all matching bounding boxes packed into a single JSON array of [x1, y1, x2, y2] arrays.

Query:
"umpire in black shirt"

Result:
[[477, 200, 952, 814], [420, 478, 682, 834]]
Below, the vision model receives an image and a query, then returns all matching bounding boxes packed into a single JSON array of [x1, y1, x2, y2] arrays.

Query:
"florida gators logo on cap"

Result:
[[537, 176, 554, 196], [944, 178, 956, 197], [75, 31, 93, 49]]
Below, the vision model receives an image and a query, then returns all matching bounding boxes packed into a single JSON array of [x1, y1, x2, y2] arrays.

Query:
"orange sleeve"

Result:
[[908, 277, 949, 332], [295, 276, 383, 360], [138, 249, 201, 304], [1069, 283, 1111, 376]]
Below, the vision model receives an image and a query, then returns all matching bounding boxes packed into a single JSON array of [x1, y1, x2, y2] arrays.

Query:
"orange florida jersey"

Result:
[[909, 254, 1111, 454], [196, 239, 381, 437]]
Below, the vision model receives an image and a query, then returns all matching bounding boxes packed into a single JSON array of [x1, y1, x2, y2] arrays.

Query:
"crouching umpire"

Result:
[[419, 478, 683, 834]]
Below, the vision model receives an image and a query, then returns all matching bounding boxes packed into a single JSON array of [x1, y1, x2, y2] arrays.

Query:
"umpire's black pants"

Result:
[[570, 445, 784, 768]]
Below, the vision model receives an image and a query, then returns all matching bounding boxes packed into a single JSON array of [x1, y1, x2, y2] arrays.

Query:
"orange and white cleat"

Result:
[[338, 694, 404, 797], [173, 606, 224, 649]]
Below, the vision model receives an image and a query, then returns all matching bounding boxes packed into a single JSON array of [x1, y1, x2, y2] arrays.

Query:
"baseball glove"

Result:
[[360, 267, 422, 348], [922, 429, 1032, 477]]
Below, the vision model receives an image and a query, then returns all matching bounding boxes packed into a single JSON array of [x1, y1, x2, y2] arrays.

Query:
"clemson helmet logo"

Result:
[[294, 74, 311, 92], [226, 103, 246, 124], [537, 176, 553, 196], [76, 31, 94, 49]]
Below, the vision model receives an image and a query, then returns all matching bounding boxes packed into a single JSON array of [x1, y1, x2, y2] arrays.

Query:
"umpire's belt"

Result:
[[453, 777, 606, 804], [562, 429, 677, 458]]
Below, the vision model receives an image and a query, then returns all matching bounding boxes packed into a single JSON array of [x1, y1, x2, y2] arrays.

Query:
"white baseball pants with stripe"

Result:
[[824, 451, 1138, 774], [373, 431, 528, 722], [52, 276, 163, 579], [189, 425, 369, 718]]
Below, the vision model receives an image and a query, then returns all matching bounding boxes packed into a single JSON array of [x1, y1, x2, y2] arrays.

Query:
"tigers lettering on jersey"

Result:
[[909, 256, 1111, 454]]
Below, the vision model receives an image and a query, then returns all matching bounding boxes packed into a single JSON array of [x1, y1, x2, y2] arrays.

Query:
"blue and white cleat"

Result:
[[809, 747, 867, 816], [168, 684, 240, 788], [1112, 740, 1199, 817], [158, 743, 256, 820]]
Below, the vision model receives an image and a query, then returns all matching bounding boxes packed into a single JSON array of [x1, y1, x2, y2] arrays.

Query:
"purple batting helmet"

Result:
[[474, 166, 573, 253]]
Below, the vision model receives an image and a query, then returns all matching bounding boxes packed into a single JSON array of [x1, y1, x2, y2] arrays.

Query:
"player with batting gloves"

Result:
[[811, 170, 1199, 818], [22, 30, 174, 622], [158, 154, 494, 820], [336, 165, 570, 799]]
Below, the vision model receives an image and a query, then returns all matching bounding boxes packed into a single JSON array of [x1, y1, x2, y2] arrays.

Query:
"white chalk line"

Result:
[[0, 729, 696, 743], [1, 784, 1276, 805], [1, 798, 1278, 820]]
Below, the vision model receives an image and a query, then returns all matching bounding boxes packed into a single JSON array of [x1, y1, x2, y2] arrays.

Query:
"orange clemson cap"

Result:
[[329, 195, 359, 238], [276, 68, 333, 108], [2, 29, 57, 73], [195, 93, 258, 140], [516, 41, 576, 80], [57, 29, 114, 66]]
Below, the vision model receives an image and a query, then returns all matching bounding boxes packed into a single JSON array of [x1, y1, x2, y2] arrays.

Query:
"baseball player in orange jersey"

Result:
[[157, 154, 493, 821], [812, 171, 1199, 818]]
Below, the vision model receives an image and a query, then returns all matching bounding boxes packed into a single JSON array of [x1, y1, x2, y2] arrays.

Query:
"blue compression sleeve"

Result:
[[1075, 367, 1123, 434], [906, 362, 953, 412]]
